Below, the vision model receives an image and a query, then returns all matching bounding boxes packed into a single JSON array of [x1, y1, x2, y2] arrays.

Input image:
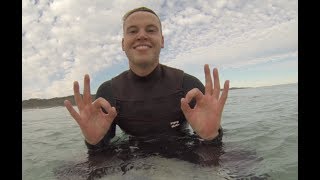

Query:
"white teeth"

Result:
[[135, 45, 150, 50]]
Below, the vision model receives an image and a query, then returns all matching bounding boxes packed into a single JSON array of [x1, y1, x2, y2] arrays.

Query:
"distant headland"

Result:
[[22, 87, 247, 109], [22, 95, 95, 109]]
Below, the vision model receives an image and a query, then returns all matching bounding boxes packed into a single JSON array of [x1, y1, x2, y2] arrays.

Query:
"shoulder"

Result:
[[112, 70, 129, 81], [96, 80, 112, 98], [160, 64, 184, 81], [160, 64, 185, 87], [183, 73, 203, 86], [97, 80, 112, 90], [182, 73, 205, 93], [183, 73, 199, 82], [95, 70, 128, 99], [161, 64, 184, 74]]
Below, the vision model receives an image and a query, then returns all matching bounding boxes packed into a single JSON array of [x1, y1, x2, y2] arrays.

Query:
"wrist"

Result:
[[200, 127, 223, 142], [201, 127, 219, 140], [203, 130, 219, 140]]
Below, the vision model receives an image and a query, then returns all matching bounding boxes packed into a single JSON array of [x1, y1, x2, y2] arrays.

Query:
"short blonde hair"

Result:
[[122, 7, 162, 32]]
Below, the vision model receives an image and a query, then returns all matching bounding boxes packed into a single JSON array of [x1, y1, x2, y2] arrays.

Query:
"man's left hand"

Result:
[[181, 64, 229, 140]]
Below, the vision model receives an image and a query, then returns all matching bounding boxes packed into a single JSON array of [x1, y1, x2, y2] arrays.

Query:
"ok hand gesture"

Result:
[[181, 64, 229, 140], [64, 74, 117, 145]]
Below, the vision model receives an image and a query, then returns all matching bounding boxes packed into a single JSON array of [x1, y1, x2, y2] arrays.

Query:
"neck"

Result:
[[129, 62, 159, 77]]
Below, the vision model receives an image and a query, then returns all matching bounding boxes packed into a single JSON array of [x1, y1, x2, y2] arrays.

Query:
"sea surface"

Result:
[[22, 83, 298, 180]]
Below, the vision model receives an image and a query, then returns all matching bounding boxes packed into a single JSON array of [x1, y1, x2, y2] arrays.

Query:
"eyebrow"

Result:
[[126, 24, 159, 31]]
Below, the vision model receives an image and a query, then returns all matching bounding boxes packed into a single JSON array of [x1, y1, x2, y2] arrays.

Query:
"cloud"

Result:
[[22, 0, 297, 100], [165, 19, 297, 69]]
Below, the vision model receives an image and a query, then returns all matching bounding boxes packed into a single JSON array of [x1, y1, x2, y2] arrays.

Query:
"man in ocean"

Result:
[[64, 7, 229, 163]]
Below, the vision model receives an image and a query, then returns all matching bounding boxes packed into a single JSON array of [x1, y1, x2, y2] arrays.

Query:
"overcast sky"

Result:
[[22, 0, 297, 100]]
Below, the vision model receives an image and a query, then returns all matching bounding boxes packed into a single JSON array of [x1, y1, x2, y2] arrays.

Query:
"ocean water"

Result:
[[22, 83, 298, 180]]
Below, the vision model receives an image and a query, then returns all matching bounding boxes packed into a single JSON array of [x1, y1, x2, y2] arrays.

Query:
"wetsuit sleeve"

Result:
[[85, 80, 117, 150], [182, 73, 223, 143]]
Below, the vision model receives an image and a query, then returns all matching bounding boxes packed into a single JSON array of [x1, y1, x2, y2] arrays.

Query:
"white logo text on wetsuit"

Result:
[[170, 121, 180, 128]]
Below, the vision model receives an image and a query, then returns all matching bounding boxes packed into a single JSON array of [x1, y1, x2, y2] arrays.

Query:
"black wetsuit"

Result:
[[56, 67, 265, 178], [85, 64, 223, 151]]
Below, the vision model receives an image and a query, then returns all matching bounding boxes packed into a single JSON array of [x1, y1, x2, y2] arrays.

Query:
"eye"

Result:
[[128, 30, 137, 34], [127, 27, 138, 34], [147, 27, 157, 33]]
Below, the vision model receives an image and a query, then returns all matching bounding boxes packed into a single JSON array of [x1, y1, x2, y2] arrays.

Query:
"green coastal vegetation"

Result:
[[22, 87, 247, 109]]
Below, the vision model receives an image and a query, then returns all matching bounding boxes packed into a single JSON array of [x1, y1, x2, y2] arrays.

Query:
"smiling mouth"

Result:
[[134, 44, 152, 50]]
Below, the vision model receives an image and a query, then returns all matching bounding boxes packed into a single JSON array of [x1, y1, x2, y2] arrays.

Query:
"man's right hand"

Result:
[[64, 74, 117, 145]]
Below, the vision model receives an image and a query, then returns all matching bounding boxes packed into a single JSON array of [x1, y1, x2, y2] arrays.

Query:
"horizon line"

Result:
[[22, 82, 297, 101]]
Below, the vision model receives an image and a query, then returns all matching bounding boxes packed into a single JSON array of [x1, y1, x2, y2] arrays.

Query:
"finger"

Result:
[[204, 64, 213, 95], [73, 81, 84, 110], [180, 98, 192, 118], [83, 74, 92, 105], [218, 80, 230, 113], [64, 100, 81, 124], [184, 88, 204, 103], [93, 97, 116, 118], [212, 68, 221, 99], [106, 107, 117, 121]]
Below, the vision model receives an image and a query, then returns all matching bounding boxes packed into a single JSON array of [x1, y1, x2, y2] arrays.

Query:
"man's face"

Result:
[[122, 11, 164, 68]]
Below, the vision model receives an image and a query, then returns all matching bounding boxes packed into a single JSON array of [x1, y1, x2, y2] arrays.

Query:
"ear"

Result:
[[161, 35, 164, 48], [122, 38, 125, 51]]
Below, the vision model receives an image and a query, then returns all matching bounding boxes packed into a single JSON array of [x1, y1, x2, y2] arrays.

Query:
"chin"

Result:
[[133, 59, 156, 67]]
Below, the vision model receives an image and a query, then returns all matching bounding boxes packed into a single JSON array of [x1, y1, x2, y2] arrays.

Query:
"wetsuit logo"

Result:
[[170, 121, 180, 128]]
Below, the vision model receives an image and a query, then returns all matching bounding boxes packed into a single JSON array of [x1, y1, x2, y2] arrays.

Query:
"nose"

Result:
[[137, 30, 148, 40]]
